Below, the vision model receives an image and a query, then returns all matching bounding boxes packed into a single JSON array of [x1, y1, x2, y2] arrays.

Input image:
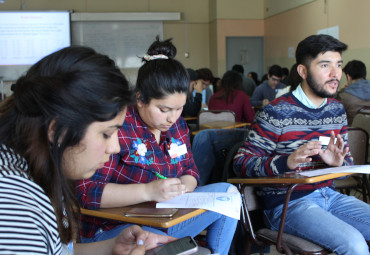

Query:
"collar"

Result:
[[292, 84, 327, 109]]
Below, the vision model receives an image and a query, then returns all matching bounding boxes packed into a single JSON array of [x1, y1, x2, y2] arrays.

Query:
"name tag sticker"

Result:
[[319, 136, 337, 145], [168, 144, 187, 159]]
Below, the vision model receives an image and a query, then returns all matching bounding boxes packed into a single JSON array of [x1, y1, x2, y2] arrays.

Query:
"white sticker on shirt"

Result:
[[168, 144, 187, 159]]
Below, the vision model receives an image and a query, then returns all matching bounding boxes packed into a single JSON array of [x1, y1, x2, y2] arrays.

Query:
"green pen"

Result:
[[151, 170, 168, 179]]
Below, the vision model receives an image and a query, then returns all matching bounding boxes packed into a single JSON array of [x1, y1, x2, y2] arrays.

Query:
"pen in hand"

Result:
[[151, 170, 168, 179]]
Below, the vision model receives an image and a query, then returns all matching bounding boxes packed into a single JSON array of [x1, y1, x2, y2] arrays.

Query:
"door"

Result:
[[226, 37, 264, 83]]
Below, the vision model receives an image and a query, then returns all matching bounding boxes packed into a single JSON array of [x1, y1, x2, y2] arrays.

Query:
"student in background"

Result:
[[182, 68, 203, 132], [196, 68, 214, 107], [182, 68, 203, 118], [0, 46, 174, 254], [234, 34, 370, 255], [248, 71, 260, 85], [281, 67, 290, 85], [208, 70, 255, 123], [287, 63, 302, 92], [232, 64, 256, 96], [337, 60, 370, 125], [76, 37, 239, 255], [250, 65, 286, 107]]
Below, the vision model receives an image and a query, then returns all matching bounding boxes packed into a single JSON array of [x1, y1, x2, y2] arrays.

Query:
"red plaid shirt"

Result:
[[75, 106, 199, 238]]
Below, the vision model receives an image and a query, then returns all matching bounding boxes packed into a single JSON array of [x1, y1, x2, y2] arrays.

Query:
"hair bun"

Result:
[[146, 36, 176, 60]]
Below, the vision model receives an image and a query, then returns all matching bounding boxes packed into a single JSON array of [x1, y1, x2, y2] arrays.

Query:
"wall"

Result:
[[0, 0, 211, 85], [3, 0, 370, 84], [263, 0, 370, 86]]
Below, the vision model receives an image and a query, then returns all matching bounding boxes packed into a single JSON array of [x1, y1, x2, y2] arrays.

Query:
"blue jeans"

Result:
[[81, 183, 239, 255], [264, 187, 370, 255], [192, 128, 248, 186]]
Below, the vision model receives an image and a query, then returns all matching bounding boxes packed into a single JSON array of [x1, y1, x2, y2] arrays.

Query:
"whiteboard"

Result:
[[71, 21, 163, 68]]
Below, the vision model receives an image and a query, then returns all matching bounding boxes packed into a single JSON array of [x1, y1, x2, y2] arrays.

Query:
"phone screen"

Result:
[[145, 236, 198, 255]]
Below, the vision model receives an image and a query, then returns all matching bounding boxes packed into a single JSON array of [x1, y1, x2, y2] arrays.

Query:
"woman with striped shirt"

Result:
[[0, 46, 174, 254]]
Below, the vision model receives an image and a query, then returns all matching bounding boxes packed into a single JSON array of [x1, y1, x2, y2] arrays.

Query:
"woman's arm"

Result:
[[101, 179, 187, 208], [74, 225, 176, 255]]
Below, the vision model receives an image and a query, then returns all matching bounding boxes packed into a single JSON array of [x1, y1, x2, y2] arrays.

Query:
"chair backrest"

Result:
[[198, 110, 235, 125], [347, 127, 369, 165], [351, 112, 370, 140], [223, 141, 263, 212]]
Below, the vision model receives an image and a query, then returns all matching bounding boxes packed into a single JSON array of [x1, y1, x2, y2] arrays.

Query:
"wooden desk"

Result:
[[228, 172, 353, 253], [228, 172, 352, 185], [80, 203, 206, 228], [183, 116, 198, 121], [192, 121, 250, 136]]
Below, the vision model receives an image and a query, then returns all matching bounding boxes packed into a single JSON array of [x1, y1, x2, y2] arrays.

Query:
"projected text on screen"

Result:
[[0, 11, 71, 66]]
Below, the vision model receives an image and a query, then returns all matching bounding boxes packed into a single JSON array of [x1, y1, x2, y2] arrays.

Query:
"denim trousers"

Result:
[[192, 128, 249, 186], [81, 183, 239, 255], [264, 187, 370, 255]]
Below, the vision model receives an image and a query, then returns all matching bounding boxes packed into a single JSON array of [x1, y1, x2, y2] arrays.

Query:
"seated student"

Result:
[[231, 64, 256, 96], [250, 65, 286, 107], [0, 46, 174, 254], [182, 68, 203, 118], [234, 34, 370, 255], [337, 60, 370, 126], [208, 70, 255, 123], [248, 71, 260, 86], [196, 68, 215, 107], [76, 37, 239, 255]]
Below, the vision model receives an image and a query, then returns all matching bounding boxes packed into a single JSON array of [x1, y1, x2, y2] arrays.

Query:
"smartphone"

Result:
[[145, 236, 198, 255], [124, 208, 178, 218]]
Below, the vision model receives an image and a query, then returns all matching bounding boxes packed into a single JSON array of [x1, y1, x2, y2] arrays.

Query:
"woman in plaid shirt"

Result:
[[76, 37, 239, 255]]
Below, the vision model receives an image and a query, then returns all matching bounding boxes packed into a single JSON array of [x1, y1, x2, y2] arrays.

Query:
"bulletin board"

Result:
[[71, 21, 163, 68]]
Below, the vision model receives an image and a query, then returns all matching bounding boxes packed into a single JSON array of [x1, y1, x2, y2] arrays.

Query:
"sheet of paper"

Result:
[[298, 165, 370, 177], [156, 192, 241, 220]]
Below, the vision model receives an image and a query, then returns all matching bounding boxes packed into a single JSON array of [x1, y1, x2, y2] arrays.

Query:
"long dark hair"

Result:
[[135, 36, 189, 104], [0, 46, 133, 243], [216, 70, 243, 104]]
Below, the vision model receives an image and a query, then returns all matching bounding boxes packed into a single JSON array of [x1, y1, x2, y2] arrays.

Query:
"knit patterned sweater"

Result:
[[233, 92, 353, 209]]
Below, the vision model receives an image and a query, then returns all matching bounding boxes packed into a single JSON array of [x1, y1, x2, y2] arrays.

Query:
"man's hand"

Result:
[[194, 80, 203, 93], [319, 131, 349, 167], [287, 141, 322, 169], [113, 225, 176, 255], [262, 99, 270, 106]]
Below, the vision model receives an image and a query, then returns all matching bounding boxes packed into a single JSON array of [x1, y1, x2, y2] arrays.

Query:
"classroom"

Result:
[[0, 1, 369, 255]]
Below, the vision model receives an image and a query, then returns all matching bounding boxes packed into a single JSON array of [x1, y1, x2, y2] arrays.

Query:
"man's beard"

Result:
[[306, 70, 338, 98]]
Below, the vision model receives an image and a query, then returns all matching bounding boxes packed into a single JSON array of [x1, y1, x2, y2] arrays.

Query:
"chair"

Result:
[[352, 111, 370, 139], [334, 127, 370, 202], [198, 110, 236, 125], [224, 142, 329, 255]]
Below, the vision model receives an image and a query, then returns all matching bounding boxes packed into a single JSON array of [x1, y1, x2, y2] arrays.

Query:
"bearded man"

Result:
[[233, 34, 370, 255]]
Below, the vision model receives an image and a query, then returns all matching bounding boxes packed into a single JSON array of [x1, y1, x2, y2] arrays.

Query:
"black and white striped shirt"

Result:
[[0, 145, 63, 254]]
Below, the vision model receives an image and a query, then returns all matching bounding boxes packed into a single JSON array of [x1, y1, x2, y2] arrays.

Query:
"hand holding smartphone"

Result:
[[145, 236, 198, 255]]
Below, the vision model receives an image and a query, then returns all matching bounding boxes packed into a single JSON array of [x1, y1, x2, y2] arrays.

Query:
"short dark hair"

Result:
[[136, 36, 189, 104], [196, 68, 214, 82], [296, 34, 348, 66], [343, 60, 367, 80], [187, 68, 199, 81], [232, 64, 244, 74], [268, 65, 283, 78]]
